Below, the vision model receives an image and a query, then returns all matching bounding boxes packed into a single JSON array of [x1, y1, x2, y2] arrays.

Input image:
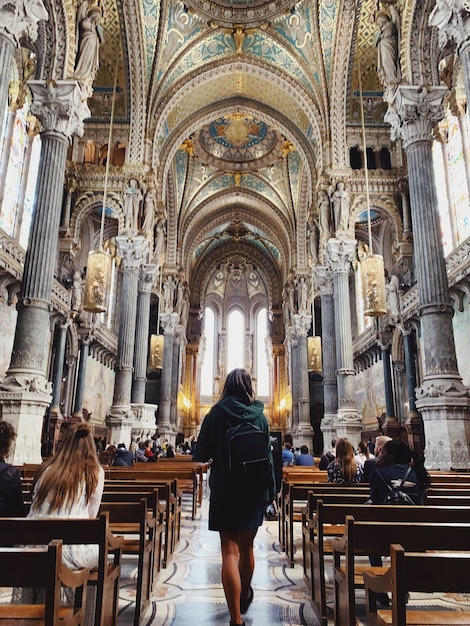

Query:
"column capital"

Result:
[[315, 265, 333, 296], [0, 0, 48, 44], [291, 313, 311, 337], [385, 85, 447, 148], [429, 1, 470, 51], [327, 237, 357, 274], [138, 264, 157, 292], [160, 312, 180, 335], [116, 235, 147, 270], [28, 80, 91, 139]]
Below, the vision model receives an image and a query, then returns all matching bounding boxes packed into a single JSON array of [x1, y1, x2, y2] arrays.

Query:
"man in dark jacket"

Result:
[[113, 443, 134, 466]]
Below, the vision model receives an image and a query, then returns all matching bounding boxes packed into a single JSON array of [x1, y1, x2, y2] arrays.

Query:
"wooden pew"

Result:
[[0, 539, 90, 625], [332, 516, 470, 626], [104, 479, 180, 568], [305, 499, 470, 626], [0, 514, 123, 626], [99, 499, 155, 626], [364, 544, 470, 625]]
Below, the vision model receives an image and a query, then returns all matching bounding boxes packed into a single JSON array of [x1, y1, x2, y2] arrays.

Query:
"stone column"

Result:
[[386, 85, 470, 469], [131, 264, 157, 404], [402, 325, 424, 455], [327, 237, 362, 441], [72, 333, 91, 419], [381, 342, 395, 420], [13, 117, 41, 242], [0, 81, 89, 464], [171, 331, 183, 431], [0, 0, 47, 132], [158, 312, 179, 436], [290, 313, 314, 448], [0, 107, 17, 210], [316, 265, 338, 451], [50, 323, 68, 415], [106, 236, 146, 445]]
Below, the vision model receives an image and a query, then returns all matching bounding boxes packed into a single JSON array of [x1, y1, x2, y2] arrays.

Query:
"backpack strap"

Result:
[[376, 465, 412, 494]]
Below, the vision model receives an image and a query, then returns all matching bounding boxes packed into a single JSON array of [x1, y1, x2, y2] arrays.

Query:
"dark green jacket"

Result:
[[195, 396, 276, 502]]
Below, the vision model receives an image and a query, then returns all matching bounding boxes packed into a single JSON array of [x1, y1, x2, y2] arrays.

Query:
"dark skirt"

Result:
[[209, 493, 266, 532]]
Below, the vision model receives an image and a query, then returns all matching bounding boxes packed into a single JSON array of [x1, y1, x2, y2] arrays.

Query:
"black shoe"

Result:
[[230, 622, 245, 626], [240, 586, 254, 613]]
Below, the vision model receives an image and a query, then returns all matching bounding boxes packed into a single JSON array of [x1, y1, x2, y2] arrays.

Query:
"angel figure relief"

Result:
[[328, 181, 351, 235]]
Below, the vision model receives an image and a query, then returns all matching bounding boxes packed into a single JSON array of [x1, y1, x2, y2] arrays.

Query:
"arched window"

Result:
[[256, 307, 270, 396], [200, 307, 215, 396], [227, 309, 244, 372]]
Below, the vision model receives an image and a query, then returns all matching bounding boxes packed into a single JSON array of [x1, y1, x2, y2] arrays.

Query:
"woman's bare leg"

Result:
[[220, 530, 257, 624]]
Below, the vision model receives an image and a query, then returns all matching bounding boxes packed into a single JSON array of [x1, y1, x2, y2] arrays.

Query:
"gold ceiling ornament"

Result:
[[357, 67, 387, 317], [83, 58, 120, 313]]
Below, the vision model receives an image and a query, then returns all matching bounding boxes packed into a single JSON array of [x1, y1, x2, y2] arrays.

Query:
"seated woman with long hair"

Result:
[[327, 437, 363, 483], [28, 422, 104, 569]]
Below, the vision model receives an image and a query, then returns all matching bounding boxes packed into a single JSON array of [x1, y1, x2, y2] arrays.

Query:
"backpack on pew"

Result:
[[224, 420, 272, 492], [376, 466, 416, 505]]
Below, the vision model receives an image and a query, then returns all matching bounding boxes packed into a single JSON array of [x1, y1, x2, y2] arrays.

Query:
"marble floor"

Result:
[[118, 484, 320, 626]]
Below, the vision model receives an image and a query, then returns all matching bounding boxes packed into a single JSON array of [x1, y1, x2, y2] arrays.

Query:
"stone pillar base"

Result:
[[320, 414, 337, 454], [335, 410, 363, 442], [291, 425, 314, 451], [0, 375, 52, 464], [131, 403, 158, 441], [106, 405, 135, 447], [417, 395, 470, 470]]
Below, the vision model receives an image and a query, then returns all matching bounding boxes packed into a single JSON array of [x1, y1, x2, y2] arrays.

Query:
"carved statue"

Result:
[[72, 270, 83, 311], [386, 272, 401, 321], [153, 217, 166, 266], [297, 276, 308, 314], [141, 184, 156, 238], [376, 11, 401, 102], [307, 219, 319, 266], [123, 178, 143, 231], [74, 1, 104, 87], [329, 181, 350, 234], [0, 0, 48, 42], [318, 190, 331, 237]]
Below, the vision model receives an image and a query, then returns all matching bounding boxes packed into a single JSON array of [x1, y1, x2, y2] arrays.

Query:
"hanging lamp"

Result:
[[83, 59, 120, 313], [308, 277, 322, 372], [149, 266, 164, 370], [358, 67, 387, 317]]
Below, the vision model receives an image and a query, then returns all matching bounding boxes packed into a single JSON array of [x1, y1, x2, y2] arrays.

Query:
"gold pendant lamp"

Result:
[[83, 59, 120, 313], [149, 266, 164, 370], [358, 67, 387, 317], [308, 277, 322, 373]]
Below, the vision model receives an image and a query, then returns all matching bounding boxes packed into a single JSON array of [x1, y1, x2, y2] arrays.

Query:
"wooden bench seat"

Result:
[[0, 514, 122, 626], [305, 499, 470, 626], [99, 499, 155, 626], [0, 539, 89, 625], [364, 544, 470, 625], [332, 516, 470, 626]]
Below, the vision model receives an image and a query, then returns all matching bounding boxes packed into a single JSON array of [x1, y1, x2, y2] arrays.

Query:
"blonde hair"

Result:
[[334, 438, 358, 482], [32, 423, 100, 513]]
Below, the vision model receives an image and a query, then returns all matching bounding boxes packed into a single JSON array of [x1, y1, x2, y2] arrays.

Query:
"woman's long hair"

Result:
[[0, 420, 16, 459], [377, 439, 430, 489], [32, 423, 100, 512], [334, 438, 358, 482], [219, 368, 255, 405], [358, 440, 370, 459]]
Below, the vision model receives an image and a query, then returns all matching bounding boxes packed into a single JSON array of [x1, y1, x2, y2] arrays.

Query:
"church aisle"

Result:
[[119, 487, 320, 626]]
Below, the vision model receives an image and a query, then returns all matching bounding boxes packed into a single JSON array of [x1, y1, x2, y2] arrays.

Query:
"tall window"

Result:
[[256, 307, 270, 396], [200, 307, 215, 396], [227, 309, 244, 372]]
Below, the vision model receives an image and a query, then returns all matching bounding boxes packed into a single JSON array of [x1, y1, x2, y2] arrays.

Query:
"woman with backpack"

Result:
[[194, 368, 276, 626], [369, 439, 429, 505]]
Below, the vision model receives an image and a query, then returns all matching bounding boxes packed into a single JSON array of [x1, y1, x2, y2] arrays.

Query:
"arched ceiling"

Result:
[[82, 0, 408, 307]]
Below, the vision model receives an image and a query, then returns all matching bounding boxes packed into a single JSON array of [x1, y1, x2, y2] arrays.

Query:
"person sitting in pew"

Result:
[[113, 442, 134, 466], [27, 422, 105, 569], [327, 438, 362, 483], [0, 420, 25, 517], [294, 445, 315, 467]]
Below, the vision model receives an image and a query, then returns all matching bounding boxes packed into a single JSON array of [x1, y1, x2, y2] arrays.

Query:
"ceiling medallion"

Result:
[[184, 0, 297, 28], [195, 114, 281, 171]]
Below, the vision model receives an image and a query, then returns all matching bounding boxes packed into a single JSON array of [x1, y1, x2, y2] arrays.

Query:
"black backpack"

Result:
[[376, 466, 416, 505], [225, 420, 272, 491]]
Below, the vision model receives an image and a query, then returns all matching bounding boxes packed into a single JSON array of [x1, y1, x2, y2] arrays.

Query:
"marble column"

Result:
[[0, 1, 47, 133], [290, 313, 314, 448], [381, 343, 395, 420], [171, 331, 182, 430], [316, 265, 338, 451], [327, 237, 362, 441], [158, 312, 179, 438], [72, 334, 91, 419], [131, 264, 157, 404], [106, 236, 146, 445], [0, 81, 89, 464], [0, 107, 17, 210], [50, 323, 68, 415], [386, 85, 470, 469]]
